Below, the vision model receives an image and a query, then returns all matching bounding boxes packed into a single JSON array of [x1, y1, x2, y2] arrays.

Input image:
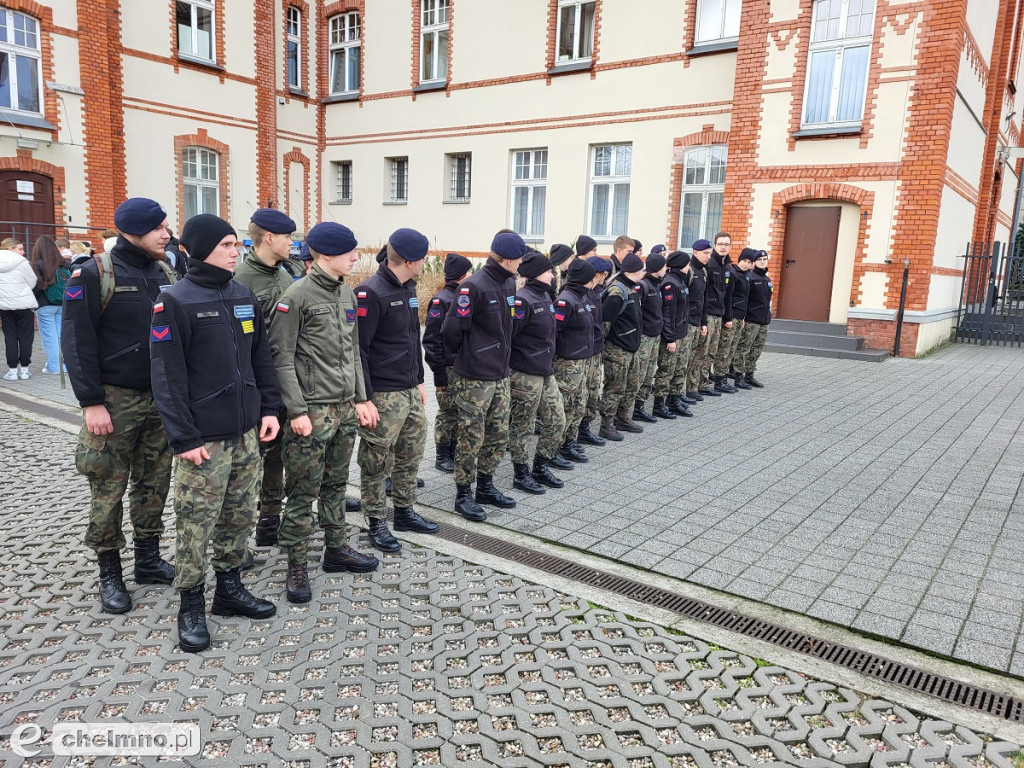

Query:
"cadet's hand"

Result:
[[700, 325, 708, 337], [725, 320, 733, 329], [667, 342, 677, 353], [356, 401, 379, 429], [259, 416, 279, 442], [741, 320, 746, 329], [84, 404, 114, 435], [418, 383, 427, 406], [291, 414, 312, 436], [179, 446, 210, 466], [436, 385, 446, 392]]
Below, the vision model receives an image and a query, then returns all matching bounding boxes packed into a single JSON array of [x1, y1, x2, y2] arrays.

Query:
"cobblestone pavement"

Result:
[[0, 411, 1021, 767]]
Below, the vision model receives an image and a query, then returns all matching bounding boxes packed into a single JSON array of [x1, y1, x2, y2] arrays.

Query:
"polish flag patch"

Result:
[[276, 302, 289, 313], [153, 302, 164, 313], [72, 268, 82, 277]]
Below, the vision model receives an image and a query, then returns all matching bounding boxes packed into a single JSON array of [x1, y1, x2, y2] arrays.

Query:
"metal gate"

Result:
[[955, 240, 1024, 345]]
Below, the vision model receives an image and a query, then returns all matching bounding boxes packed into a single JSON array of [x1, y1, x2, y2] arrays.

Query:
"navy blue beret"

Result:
[[114, 198, 167, 236], [692, 238, 713, 251], [518, 251, 552, 279], [306, 222, 357, 256], [444, 252, 472, 280], [298, 243, 312, 261], [587, 256, 611, 274], [491, 232, 527, 261], [250, 208, 296, 234], [650, 244, 667, 255], [389, 228, 429, 261], [621, 253, 644, 273]]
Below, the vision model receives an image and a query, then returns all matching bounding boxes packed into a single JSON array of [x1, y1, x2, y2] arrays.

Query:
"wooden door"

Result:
[[0, 171, 55, 249], [777, 206, 841, 322]]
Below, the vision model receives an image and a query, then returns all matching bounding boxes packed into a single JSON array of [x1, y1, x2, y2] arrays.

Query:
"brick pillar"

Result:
[[254, 0, 278, 208]]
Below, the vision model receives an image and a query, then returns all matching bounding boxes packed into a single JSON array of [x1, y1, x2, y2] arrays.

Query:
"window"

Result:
[[445, 153, 471, 203], [333, 161, 352, 203], [678, 146, 726, 249], [183, 147, 220, 218], [329, 12, 360, 94], [588, 144, 631, 238], [556, 0, 595, 62], [695, 0, 740, 45], [387, 157, 408, 203], [286, 6, 301, 89], [420, 0, 449, 83], [176, 0, 215, 62], [802, 0, 874, 127], [510, 149, 547, 237], [0, 9, 41, 114]]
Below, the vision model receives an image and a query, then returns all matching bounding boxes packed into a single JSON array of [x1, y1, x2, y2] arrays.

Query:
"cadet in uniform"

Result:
[[720, 248, 755, 390], [150, 214, 281, 653], [632, 252, 667, 422], [423, 253, 473, 474], [441, 232, 527, 521], [62, 198, 176, 614], [553, 259, 597, 464], [579, 255, 610, 447], [684, 239, 712, 402], [693, 233, 732, 396], [232, 208, 296, 547], [736, 250, 771, 387], [508, 251, 568, 495], [271, 222, 380, 603], [356, 229, 438, 552], [597, 252, 645, 441], [547, 243, 575, 303], [653, 251, 694, 418]]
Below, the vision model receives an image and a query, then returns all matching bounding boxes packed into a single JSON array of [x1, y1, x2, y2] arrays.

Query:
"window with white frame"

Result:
[[588, 144, 631, 238], [445, 153, 471, 203], [510, 149, 547, 237], [802, 0, 874, 128], [677, 146, 726, 249], [387, 157, 408, 203], [333, 161, 352, 204], [182, 147, 219, 219], [420, 0, 449, 83], [329, 12, 360, 94], [556, 0, 595, 63], [176, 0, 215, 62], [695, 0, 740, 45], [0, 9, 41, 114], [286, 6, 301, 89]]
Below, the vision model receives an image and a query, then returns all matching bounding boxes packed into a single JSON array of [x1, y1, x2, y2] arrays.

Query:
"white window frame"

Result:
[[555, 0, 595, 63], [445, 153, 471, 203], [694, 0, 740, 45], [176, 0, 216, 63], [420, 0, 449, 84], [182, 147, 220, 219], [333, 160, 352, 204], [801, 0, 875, 129], [677, 145, 727, 249], [587, 143, 631, 239], [387, 157, 409, 203], [509, 149, 548, 238], [286, 6, 301, 89], [0, 9, 41, 115], [329, 12, 360, 95]]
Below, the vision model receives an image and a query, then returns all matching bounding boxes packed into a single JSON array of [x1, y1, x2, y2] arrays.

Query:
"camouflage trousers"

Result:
[[280, 402, 358, 563], [654, 333, 687, 397], [449, 372, 510, 486], [633, 334, 660, 403], [553, 356, 588, 444], [687, 315, 721, 393], [434, 366, 458, 448], [583, 353, 604, 422], [76, 385, 172, 553], [713, 320, 743, 378], [509, 370, 566, 463], [257, 428, 284, 517], [173, 431, 259, 591], [736, 322, 769, 374], [599, 344, 636, 422], [358, 388, 426, 521]]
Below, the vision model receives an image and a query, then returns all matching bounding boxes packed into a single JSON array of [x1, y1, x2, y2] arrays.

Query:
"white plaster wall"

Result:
[[788, 200, 860, 323], [859, 271, 889, 309], [51, 1, 76, 28], [363, 0, 414, 94], [914, 316, 955, 354], [598, 0, 686, 64], [454, 0, 547, 81], [947, 97, 988, 185], [119, 1, 168, 58], [927, 274, 963, 312], [933, 186, 977, 270], [956, 48, 988, 118], [966, 0, 997, 65]]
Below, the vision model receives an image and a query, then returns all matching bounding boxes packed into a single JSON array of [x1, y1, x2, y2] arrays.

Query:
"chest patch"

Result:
[[240, 319, 255, 334], [233, 304, 255, 319], [390, 300, 404, 307], [409, 297, 419, 308], [151, 325, 172, 342], [196, 311, 219, 318], [114, 285, 139, 293]]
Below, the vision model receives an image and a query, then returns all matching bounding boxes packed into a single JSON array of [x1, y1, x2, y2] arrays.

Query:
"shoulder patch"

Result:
[[72, 268, 82, 277], [276, 302, 289, 313], [153, 302, 164, 313], [460, 287, 470, 294], [151, 325, 172, 342], [345, 308, 357, 323], [64, 286, 84, 301], [431, 298, 440, 305], [357, 290, 367, 299]]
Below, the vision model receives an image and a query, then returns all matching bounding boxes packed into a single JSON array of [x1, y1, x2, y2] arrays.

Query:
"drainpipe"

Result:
[[893, 258, 910, 357]]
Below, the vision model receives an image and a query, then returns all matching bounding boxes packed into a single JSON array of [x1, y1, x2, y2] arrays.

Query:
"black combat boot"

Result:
[[559, 439, 588, 464], [434, 443, 454, 473], [476, 472, 516, 508], [668, 395, 694, 417], [732, 372, 752, 390], [546, 451, 574, 470], [455, 484, 487, 521], [682, 392, 700, 404], [211, 568, 276, 619], [324, 545, 380, 572], [614, 415, 643, 434], [97, 549, 131, 614], [746, 373, 764, 388], [393, 506, 439, 533], [714, 376, 737, 394], [633, 399, 657, 423], [253, 515, 280, 547], [652, 396, 676, 419], [285, 560, 312, 604], [133, 537, 175, 584], [367, 517, 401, 552], [577, 419, 606, 446], [345, 497, 361, 512], [513, 462, 546, 495], [177, 584, 209, 653], [532, 456, 564, 489], [599, 418, 624, 442], [698, 385, 721, 397]]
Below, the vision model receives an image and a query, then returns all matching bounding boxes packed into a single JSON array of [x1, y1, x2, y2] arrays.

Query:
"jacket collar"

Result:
[[376, 261, 412, 288], [483, 258, 513, 282], [110, 236, 159, 269], [243, 251, 285, 276], [309, 262, 345, 291], [185, 259, 233, 288]]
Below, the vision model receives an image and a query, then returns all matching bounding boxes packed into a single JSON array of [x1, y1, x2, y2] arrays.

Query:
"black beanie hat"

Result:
[[645, 254, 666, 273], [666, 250, 690, 270], [518, 250, 553, 279], [180, 213, 236, 261], [738, 248, 758, 263], [444, 252, 473, 280], [567, 259, 597, 285], [620, 253, 644, 273], [549, 243, 574, 267]]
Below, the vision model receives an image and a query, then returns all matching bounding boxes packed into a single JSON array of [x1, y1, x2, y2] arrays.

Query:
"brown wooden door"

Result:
[[777, 206, 841, 322], [0, 171, 55, 249]]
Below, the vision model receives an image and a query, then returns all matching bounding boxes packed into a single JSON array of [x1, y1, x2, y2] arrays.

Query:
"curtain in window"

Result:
[[611, 184, 629, 235], [531, 187, 546, 236], [804, 50, 834, 124], [591, 185, 609, 236], [836, 45, 868, 122], [680, 193, 703, 248]]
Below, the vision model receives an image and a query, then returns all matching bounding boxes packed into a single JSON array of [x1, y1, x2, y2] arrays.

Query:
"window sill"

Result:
[[1, 113, 57, 131], [547, 60, 592, 76], [288, 87, 310, 99], [443, 200, 471, 205], [413, 81, 447, 93], [328, 200, 353, 206], [383, 200, 408, 206], [685, 40, 739, 57], [792, 126, 862, 139], [323, 92, 359, 104], [520, 236, 545, 244], [175, 53, 224, 72]]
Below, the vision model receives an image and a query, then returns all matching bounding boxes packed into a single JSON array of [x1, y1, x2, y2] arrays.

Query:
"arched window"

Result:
[[678, 146, 726, 248], [182, 147, 219, 218]]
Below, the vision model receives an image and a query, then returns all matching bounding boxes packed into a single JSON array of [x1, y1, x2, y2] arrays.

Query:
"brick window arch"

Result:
[[665, 126, 730, 246], [174, 130, 230, 229], [282, 147, 310, 234]]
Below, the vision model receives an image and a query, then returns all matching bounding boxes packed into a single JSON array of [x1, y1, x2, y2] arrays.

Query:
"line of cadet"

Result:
[[61, 196, 772, 653]]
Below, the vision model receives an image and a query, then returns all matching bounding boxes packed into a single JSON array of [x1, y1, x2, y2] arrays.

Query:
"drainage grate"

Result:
[[434, 524, 1024, 724]]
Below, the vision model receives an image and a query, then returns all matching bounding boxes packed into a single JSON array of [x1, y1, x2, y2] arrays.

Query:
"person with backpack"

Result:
[[30, 235, 71, 375], [61, 198, 178, 615]]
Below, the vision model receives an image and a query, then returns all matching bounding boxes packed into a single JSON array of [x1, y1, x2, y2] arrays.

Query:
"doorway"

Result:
[[777, 205, 841, 322], [0, 171, 55, 249]]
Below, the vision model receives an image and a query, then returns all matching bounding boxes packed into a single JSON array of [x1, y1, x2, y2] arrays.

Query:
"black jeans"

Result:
[[0, 308, 34, 368]]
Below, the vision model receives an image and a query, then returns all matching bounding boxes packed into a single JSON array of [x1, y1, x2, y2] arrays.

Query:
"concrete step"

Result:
[[766, 329, 865, 351], [764, 343, 890, 362], [770, 319, 849, 336]]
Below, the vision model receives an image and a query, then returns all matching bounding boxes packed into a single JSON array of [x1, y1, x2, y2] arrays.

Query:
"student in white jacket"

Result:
[[0, 247, 39, 380]]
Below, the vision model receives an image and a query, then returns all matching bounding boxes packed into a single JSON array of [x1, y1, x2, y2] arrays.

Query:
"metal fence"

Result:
[[0, 221, 109, 250], [954, 240, 1024, 346]]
